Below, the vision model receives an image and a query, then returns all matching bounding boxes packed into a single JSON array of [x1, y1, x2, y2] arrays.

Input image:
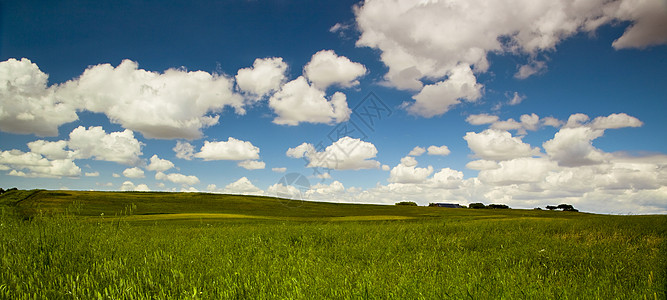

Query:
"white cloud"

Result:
[[405, 64, 482, 117], [146, 155, 175, 172], [508, 92, 525, 106], [303, 50, 367, 90], [354, 0, 667, 116], [381, 164, 390, 171], [286, 143, 316, 159], [236, 57, 288, 98], [610, 0, 667, 49], [173, 141, 195, 160], [542, 117, 564, 128], [27, 140, 72, 160], [120, 181, 150, 192], [58, 59, 243, 140], [408, 146, 426, 156], [464, 129, 541, 161], [389, 156, 434, 184], [272, 167, 287, 173], [466, 114, 499, 125], [85, 171, 100, 177], [465, 160, 500, 171], [122, 167, 145, 179], [427, 168, 465, 189], [590, 113, 643, 129], [267, 183, 305, 200], [543, 127, 610, 167], [564, 113, 590, 128], [0, 58, 78, 136], [0, 149, 81, 178], [237, 160, 265, 170], [515, 60, 547, 79], [112, 173, 121, 178], [286, 137, 380, 170], [221, 177, 264, 195], [68, 126, 143, 165], [427, 145, 450, 156], [269, 76, 351, 126], [155, 171, 200, 186], [478, 157, 557, 185], [305, 181, 347, 201], [561, 113, 642, 130], [487, 114, 542, 135], [195, 138, 260, 161], [400, 156, 418, 167]]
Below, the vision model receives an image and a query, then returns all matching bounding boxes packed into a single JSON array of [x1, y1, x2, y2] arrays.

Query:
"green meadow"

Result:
[[1, 190, 665, 299]]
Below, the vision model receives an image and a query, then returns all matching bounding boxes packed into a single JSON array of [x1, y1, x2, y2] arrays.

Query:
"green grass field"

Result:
[[1, 189, 665, 299]]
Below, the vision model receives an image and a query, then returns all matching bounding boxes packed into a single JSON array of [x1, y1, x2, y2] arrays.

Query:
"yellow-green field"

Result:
[[1, 189, 665, 299]]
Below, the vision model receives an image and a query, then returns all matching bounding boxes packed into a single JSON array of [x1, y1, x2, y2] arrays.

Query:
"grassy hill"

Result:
[[0, 189, 571, 223], [0, 189, 665, 299]]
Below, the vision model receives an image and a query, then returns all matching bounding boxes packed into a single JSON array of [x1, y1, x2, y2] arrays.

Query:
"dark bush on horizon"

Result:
[[488, 204, 510, 209], [395, 201, 418, 206], [469, 203, 485, 209]]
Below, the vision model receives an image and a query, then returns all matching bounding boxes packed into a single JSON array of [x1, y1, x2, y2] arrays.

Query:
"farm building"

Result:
[[430, 203, 463, 208]]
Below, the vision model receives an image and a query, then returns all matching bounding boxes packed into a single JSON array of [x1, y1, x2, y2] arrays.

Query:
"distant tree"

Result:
[[469, 203, 485, 209], [428, 203, 437, 207], [488, 204, 510, 209], [557, 204, 572, 210], [534, 207, 542, 210], [395, 201, 418, 206], [557, 204, 578, 212], [0, 188, 4, 194], [546, 205, 557, 211]]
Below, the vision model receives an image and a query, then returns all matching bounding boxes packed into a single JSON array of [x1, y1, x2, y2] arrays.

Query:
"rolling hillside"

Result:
[[0, 189, 571, 223]]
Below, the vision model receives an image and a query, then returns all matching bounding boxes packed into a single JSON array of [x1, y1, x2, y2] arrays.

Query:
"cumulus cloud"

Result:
[[286, 136, 380, 170], [427, 168, 465, 189], [427, 145, 450, 156], [466, 114, 499, 125], [408, 146, 426, 156], [155, 171, 200, 186], [236, 57, 288, 99], [478, 157, 557, 185], [269, 76, 351, 126], [0, 149, 81, 178], [173, 141, 195, 160], [405, 64, 482, 117], [305, 181, 347, 201], [68, 126, 143, 165], [354, 0, 667, 116], [194, 138, 260, 161], [465, 159, 500, 171], [237, 160, 265, 170], [27, 140, 72, 160], [58, 59, 243, 140], [543, 127, 610, 167], [218, 177, 263, 195], [388, 156, 434, 183], [303, 50, 367, 90], [120, 181, 150, 192], [515, 60, 548, 79], [464, 129, 541, 161], [507, 92, 526, 106], [272, 167, 287, 173], [85, 171, 100, 177], [0, 58, 78, 136], [122, 167, 145, 178], [145, 155, 175, 172], [590, 113, 643, 129]]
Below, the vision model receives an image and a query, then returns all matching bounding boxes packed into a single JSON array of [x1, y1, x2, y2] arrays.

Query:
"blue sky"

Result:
[[1, 0, 666, 214]]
